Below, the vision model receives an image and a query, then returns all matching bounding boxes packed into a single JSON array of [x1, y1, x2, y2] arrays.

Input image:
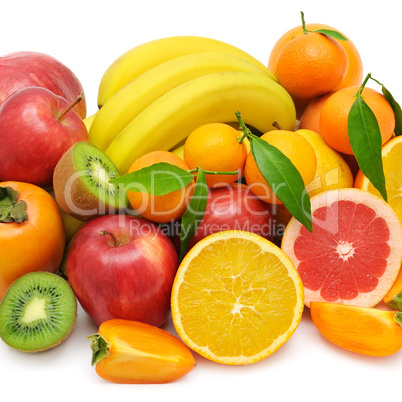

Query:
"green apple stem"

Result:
[[57, 92, 84, 121], [100, 230, 122, 247]]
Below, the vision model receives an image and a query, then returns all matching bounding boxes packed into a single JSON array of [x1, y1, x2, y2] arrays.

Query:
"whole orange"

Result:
[[269, 23, 363, 116], [244, 130, 317, 204], [319, 86, 395, 155], [127, 151, 193, 224], [299, 92, 333, 134], [184, 123, 247, 188], [268, 23, 363, 90], [274, 32, 348, 102]]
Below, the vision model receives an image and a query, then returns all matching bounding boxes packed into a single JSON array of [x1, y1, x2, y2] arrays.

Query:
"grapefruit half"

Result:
[[281, 188, 402, 307]]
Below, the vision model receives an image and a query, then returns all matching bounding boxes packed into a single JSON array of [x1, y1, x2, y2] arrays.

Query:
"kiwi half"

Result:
[[53, 141, 128, 221], [0, 272, 77, 352]]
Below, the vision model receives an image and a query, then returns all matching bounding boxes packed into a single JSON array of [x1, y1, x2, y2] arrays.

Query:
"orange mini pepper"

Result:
[[87, 319, 195, 384], [310, 302, 402, 357]]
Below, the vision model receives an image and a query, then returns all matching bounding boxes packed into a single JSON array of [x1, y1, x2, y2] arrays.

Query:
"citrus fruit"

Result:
[[126, 150, 193, 223], [355, 135, 402, 225], [268, 129, 353, 234], [299, 129, 354, 198], [268, 23, 363, 118], [354, 135, 402, 309], [281, 188, 402, 307], [171, 230, 304, 365], [275, 32, 347, 100], [184, 123, 248, 188], [298, 93, 332, 133], [319, 86, 395, 155], [244, 130, 317, 204]]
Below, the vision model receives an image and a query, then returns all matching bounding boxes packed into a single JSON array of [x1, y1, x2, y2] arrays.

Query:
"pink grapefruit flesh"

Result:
[[281, 189, 402, 307]]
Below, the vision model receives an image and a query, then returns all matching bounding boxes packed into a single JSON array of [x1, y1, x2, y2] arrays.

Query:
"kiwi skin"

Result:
[[53, 142, 127, 221], [0, 272, 77, 353]]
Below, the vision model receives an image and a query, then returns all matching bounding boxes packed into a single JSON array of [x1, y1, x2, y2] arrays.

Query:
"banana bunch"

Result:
[[90, 35, 296, 174]]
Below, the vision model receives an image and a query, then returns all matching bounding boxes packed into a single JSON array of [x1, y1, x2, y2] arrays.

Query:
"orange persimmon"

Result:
[[87, 319, 195, 384], [310, 302, 402, 357], [0, 181, 65, 299]]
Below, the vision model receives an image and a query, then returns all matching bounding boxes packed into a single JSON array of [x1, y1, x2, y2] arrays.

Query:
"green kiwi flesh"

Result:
[[53, 142, 128, 221], [0, 272, 77, 352]]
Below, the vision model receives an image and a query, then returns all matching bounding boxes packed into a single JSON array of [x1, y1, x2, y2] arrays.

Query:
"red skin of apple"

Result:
[[0, 86, 88, 189], [67, 214, 179, 327], [0, 51, 86, 118], [172, 183, 275, 254]]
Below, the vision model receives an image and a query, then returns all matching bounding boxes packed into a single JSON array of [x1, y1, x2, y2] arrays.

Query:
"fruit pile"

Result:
[[0, 12, 402, 384]]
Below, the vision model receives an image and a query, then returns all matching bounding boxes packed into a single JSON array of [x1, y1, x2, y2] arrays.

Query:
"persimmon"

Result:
[[87, 319, 195, 384], [310, 302, 402, 357], [0, 181, 65, 299]]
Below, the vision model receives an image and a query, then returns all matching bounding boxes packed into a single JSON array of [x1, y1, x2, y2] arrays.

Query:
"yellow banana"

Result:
[[97, 35, 271, 107], [89, 52, 276, 151], [105, 71, 296, 174], [83, 112, 97, 132]]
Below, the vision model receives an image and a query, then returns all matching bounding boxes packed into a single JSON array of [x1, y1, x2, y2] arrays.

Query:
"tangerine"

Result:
[[184, 123, 247, 188], [268, 23, 363, 91], [319, 86, 395, 155], [126, 151, 193, 224], [274, 32, 348, 103]]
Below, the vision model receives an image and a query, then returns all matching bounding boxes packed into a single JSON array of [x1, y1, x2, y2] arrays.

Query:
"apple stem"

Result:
[[100, 230, 122, 247], [57, 92, 84, 121]]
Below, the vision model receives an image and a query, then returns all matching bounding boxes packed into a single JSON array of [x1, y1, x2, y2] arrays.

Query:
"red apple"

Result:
[[0, 86, 88, 189], [67, 214, 179, 327], [0, 51, 86, 118], [172, 183, 276, 254]]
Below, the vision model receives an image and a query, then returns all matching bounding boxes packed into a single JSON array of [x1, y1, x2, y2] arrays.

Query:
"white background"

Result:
[[1, 1, 401, 401]]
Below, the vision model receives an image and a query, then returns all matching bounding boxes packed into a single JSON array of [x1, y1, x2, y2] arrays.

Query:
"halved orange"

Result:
[[171, 230, 304, 365], [355, 135, 402, 226]]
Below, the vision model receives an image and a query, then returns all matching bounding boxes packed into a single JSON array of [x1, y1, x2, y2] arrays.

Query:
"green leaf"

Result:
[[250, 135, 312, 231], [179, 169, 208, 260], [312, 29, 348, 41], [381, 85, 402, 136], [348, 95, 387, 201], [109, 162, 194, 196]]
